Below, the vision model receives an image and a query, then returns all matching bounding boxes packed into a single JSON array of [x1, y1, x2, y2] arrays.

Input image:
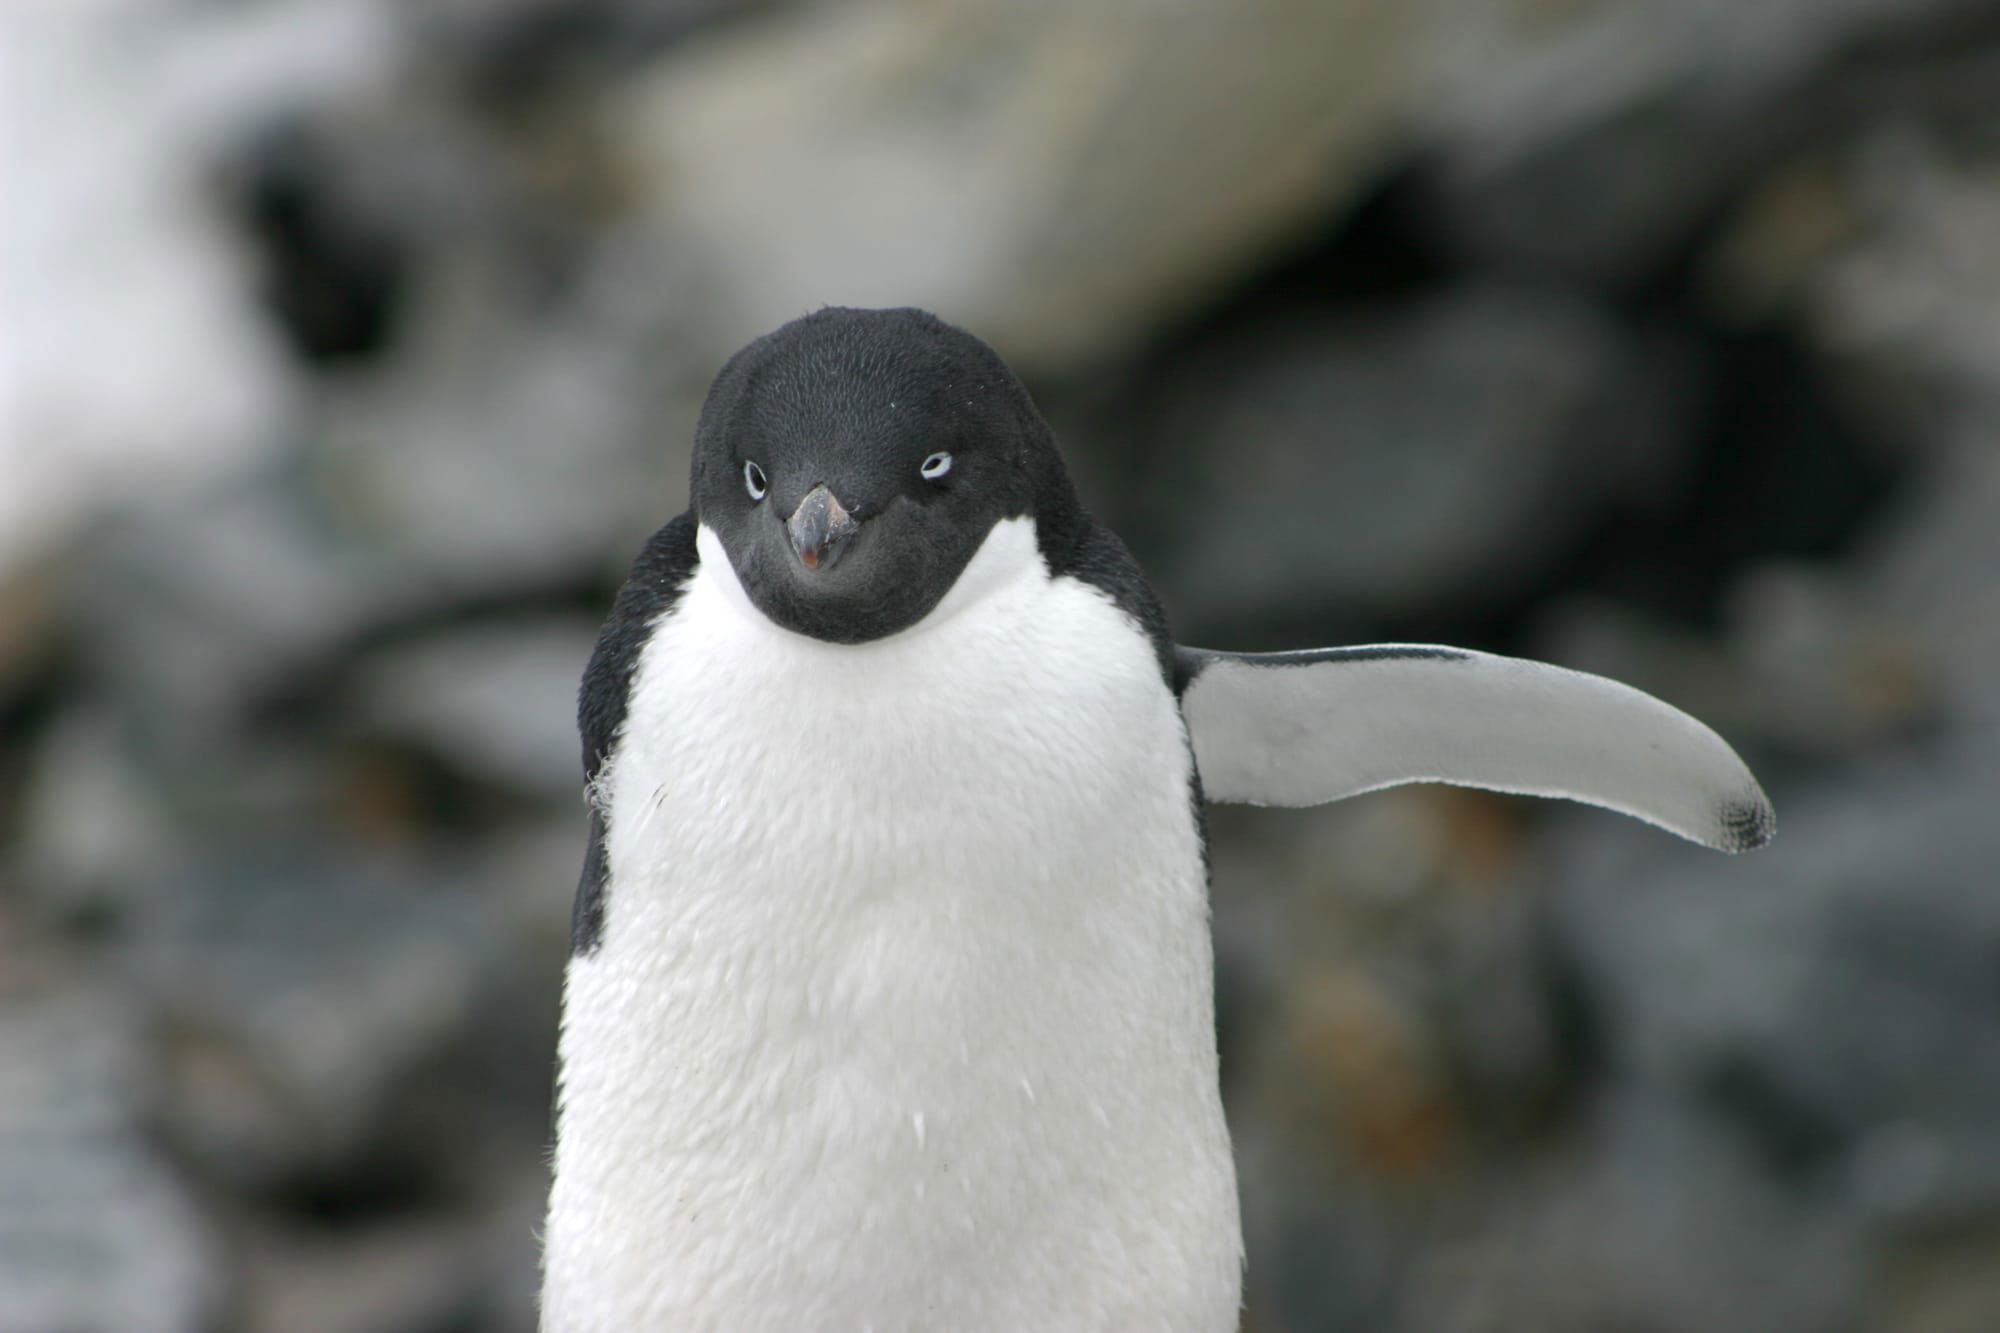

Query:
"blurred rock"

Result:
[[235, 1191, 543, 1333], [1403, 1091, 1858, 1333], [1857, 431, 2000, 716], [608, 0, 1412, 372], [0, 989, 223, 1333], [1413, 0, 1987, 285], [1557, 744, 2000, 1236], [1539, 569, 1939, 763], [14, 710, 183, 928], [0, 0, 395, 578], [418, 0, 776, 95], [1877, 1230, 2000, 1333], [346, 617, 599, 799], [1796, 135, 2000, 719], [316, 301, 692, 596], [1210, 789, 1563, 1333], [70, 313, 676, 753], [1540, 119, 2000, 755], [122, 849, 509, 1192], [71, 473, 398, 752], [1696, 126, 2000, 716], [1419, 91, 1758, 289], [1805, 128, 2000, 413], [1124, 284, 1687, 640]]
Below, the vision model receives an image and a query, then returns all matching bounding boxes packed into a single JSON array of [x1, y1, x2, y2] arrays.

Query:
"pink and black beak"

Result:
[[785, 485, 861, 573]]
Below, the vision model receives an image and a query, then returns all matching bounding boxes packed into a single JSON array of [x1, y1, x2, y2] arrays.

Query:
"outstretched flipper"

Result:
[[1176, 644, 1774, 853]]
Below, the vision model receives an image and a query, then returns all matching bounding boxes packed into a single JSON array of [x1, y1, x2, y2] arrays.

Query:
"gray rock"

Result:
[[312, 293, 698, 598], [607, 0, 1413, 373], [1126, 285, 1687, 639], [0, 989, 223, 1333], [1422, 91, 1758, 287], [1858, 430, 2000, 717], [13, 709, 184, 926], [71, 471, 397, 751], [1537, 570, 1940, 764], [1403, 1090, 1860, 1333], [1414, 0, 1986, 283], [345, 618, 600, 798], [70, 313, 677, 754], [121, 849, 509, 1190], [1758, 132, 2000, 716], [1693, 114, 2000, 693], [1217, 655, 2000, 1331], [568, 0, 1995, 369], [1208, 789, 1566, 1332], [418, 0, 774, 76], [1799, 128, 2000, 410], [1555, 743, 2000, 1234]]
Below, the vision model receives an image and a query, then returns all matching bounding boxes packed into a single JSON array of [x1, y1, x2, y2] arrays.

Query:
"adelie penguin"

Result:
[[541, 306, 1774, 1332]]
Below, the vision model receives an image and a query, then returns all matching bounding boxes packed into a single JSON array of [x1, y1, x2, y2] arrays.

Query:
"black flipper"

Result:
[[573, 512, 700, 955]]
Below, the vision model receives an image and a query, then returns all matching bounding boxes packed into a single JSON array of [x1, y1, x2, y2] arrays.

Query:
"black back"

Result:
[[572, 512, 698, 955]]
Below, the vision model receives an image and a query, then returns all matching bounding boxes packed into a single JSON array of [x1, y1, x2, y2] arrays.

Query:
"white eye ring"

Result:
[[744, 460, 768, 501], [920, 451, 953, 481]]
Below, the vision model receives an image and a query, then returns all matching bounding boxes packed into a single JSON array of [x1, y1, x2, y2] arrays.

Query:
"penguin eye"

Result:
[[920, 451, 953, 482], [743, 461, 768, 501]]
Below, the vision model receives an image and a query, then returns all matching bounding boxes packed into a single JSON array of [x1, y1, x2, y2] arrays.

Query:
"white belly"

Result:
[[542, 519, 1241, 1332]]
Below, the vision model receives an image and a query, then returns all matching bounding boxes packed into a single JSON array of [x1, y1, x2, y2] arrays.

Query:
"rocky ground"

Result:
[[3, 1, 1998, 1330]]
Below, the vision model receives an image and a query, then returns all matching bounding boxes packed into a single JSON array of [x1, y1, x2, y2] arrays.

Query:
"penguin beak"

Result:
[[785, 485, 861, 573]]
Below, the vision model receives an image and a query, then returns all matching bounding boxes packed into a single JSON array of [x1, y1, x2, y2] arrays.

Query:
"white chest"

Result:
[[542, 520, 1240, 1333]]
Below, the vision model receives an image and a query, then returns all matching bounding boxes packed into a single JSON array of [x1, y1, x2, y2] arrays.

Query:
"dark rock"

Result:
[[1859, 432, 2000, 716], [235, 118, 412, 366], [120, 848, 512, 1193], [1416, 0, 1989, 286], [234, 1187, 545, 1333], [421, 0, 779, 102], [345, 618, 600, 798], [1120, 284, 1689, 643]]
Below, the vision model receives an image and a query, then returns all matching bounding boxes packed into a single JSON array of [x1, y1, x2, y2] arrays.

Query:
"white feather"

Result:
[[543, 518, 1241, 1333], [1180, 645, 1774, 852]]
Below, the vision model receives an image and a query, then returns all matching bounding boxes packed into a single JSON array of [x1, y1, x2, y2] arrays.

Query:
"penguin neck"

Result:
[[693, 513, 1044, 647]]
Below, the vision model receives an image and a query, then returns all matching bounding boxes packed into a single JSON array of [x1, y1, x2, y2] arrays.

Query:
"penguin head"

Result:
[[690, 307, 1080, 644]]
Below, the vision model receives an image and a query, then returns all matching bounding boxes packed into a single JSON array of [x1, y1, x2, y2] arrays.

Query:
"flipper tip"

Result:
[[1717, 795, 1777, 853]]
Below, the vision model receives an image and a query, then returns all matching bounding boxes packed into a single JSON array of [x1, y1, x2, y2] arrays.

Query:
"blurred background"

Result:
[[3, 0, 1998, 1329]]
